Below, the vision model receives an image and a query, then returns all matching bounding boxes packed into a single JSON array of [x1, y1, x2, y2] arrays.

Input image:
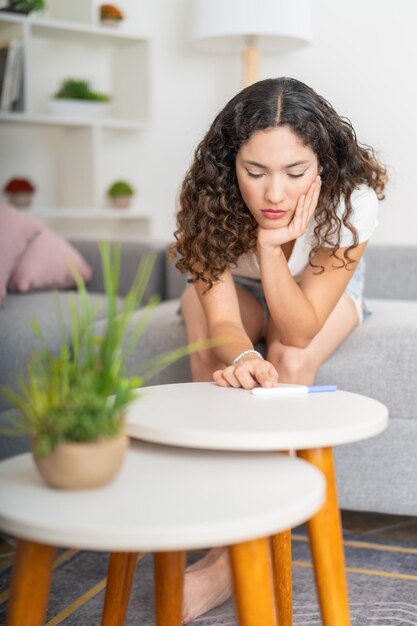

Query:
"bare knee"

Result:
[[267, 344, 316, 385]]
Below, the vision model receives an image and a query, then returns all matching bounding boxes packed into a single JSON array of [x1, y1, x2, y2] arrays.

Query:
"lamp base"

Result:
[[243, 46, 260, 87]]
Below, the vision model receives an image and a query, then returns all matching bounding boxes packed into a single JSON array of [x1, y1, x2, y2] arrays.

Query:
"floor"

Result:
[[340, 509, 417, 542]]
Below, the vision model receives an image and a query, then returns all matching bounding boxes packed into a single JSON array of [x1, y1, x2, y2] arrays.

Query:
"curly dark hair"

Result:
[[173, 77, 387, 289]]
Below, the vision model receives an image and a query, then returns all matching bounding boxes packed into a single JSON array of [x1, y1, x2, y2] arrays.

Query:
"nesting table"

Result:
[[0, 440, 325, 626], [125, 382, 389, 626]]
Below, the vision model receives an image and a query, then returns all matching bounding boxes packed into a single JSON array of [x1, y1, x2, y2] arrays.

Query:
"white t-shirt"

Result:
[[232, 184, 379, 280]]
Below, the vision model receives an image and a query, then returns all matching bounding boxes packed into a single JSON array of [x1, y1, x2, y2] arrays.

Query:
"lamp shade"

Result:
[[190, 0, 313, 54]]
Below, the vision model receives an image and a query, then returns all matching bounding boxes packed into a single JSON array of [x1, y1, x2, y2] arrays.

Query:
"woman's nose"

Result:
[[264, 176, 285, 204]]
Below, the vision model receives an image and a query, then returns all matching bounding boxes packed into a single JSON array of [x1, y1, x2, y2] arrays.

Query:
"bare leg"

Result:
[[180, 285, 264, 623], [185, 547, 224, 573], [182, 549, 233, 624]]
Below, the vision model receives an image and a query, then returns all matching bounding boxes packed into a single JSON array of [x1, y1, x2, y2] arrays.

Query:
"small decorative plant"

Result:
[[2, 0, 45, 14], [2, 243, 218, 488], [107, 180, 135, 209], [100, 3, 124, 24], [3, 177, 36, 209], [53, 79, 111, 103]]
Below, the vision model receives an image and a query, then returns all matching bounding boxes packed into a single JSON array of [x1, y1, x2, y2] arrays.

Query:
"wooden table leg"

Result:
[[154, 551, 185, 626], [229, 537, 277, 626], [102, 552, 138, 626], [6, 538, 56, 626], [297, 447, 350, 626], [271, 530, 292, 626]]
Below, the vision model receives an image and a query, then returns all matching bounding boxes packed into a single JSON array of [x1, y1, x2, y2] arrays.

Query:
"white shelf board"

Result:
[[31, 208, 151, 221], [0, 13, 147, 42], [0, 112, 147, 130], [0, 12, 25, 24], [33, 21, 148, 44]]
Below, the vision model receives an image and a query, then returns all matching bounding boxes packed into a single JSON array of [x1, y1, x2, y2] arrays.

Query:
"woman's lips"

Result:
[[261, 209, 288, 220]]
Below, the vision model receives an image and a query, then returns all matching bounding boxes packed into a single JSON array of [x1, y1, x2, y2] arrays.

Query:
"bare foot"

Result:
[[182, 547, 232, 624], [185, 547, 225, 574]]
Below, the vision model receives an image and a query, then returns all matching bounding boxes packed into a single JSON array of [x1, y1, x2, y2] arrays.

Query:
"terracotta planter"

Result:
[[110, 195, 132, 209], [6, 192, 34, 209], [33, 434, 129, 490], [100, 18, 123, 27]]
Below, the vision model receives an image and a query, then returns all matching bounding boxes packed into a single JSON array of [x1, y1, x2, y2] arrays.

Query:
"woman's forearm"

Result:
[[259, 246, 320, 347], [209, 321, 259, 366]]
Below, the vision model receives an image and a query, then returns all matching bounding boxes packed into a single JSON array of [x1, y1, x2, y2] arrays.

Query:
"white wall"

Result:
[[124, 0, 417, 245], [123, 0, 243, 241]]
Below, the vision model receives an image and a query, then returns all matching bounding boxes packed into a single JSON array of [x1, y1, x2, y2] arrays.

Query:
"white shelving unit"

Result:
[[0, 0, 151, 240]]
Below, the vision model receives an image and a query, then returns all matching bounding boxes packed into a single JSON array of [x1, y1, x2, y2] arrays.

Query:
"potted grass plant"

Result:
[[2, 243, 214, 489], [107, 180, 135, 209], [48, 79, 112, 120], [0, 0, 45, 15]]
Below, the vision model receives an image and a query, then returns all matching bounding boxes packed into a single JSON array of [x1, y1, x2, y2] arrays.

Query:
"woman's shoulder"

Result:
[[351, 184, 379, 204], [336, 184, 379, 246], [337, 184, 379, 217]]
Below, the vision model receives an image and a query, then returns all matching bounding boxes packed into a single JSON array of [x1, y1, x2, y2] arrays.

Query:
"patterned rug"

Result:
[[1, 531, 417, 625]]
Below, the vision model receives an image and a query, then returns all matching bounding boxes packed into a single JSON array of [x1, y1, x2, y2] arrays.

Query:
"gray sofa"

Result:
[[1, 240, 417, 517]]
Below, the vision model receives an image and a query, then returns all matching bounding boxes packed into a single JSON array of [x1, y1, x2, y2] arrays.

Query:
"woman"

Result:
[[172, 77, 387, 623]]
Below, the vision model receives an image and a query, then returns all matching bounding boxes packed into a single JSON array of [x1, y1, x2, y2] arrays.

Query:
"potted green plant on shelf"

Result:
[[48, 79, 112, 120], [99, 3, 124, 27], [0, 0, 44, 15], [107, 180, 135, 209], [1, 243, 218, 489]]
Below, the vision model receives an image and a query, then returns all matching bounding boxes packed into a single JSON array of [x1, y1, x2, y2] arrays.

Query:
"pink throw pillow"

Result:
[[8, 228, 93, 292], [0, 203, 42, 305]]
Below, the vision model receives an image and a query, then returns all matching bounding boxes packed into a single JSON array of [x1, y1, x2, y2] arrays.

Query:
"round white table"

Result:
[[125, 382, 388, 451], [124, 382, 389, 626], [0, 440, 325, 626]]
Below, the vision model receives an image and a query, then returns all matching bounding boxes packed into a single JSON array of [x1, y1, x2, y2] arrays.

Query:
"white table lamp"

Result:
[[190, 0, 313, 86]]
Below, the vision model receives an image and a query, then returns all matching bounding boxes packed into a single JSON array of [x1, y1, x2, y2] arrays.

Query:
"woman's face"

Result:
[[235, 126, 319, 229]]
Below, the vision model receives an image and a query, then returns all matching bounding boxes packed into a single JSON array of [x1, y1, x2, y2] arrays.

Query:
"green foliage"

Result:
[[54, 79, 111, 103], [107, 181, 135, 198], [7, 0, 44, 12], [2, 243, 220, 456]]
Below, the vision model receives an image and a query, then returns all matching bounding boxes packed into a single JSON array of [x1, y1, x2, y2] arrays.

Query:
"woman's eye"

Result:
[[247, 171, 264, 178], [288, 172, 305, 179]]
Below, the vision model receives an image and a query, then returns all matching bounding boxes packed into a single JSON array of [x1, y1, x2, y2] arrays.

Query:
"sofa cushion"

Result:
[[70, 239, 167, 300], [364, 245, 417, 300], [334, 417, 417, 515], [315, 298, 417, 419], [122, 299, 192, 386], [0, 291, 122, 412], [0, 203, 42, 305], [8, 228, 93, 293]]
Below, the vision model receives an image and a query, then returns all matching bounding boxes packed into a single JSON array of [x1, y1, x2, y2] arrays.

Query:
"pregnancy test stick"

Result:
[[251, 384, 337, 396]]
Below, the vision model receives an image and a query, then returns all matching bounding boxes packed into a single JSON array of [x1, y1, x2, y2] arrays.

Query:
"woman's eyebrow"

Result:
[[243, 160, 268, 169], [243, 159, 310, 169], [285, 160, 310, 168]]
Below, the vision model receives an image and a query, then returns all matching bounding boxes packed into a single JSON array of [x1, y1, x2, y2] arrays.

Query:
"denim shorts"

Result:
[[233, 256, 368, 332]]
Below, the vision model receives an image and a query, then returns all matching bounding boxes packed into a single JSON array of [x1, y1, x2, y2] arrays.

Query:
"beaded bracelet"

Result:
[[232, 349, 264, 365]]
